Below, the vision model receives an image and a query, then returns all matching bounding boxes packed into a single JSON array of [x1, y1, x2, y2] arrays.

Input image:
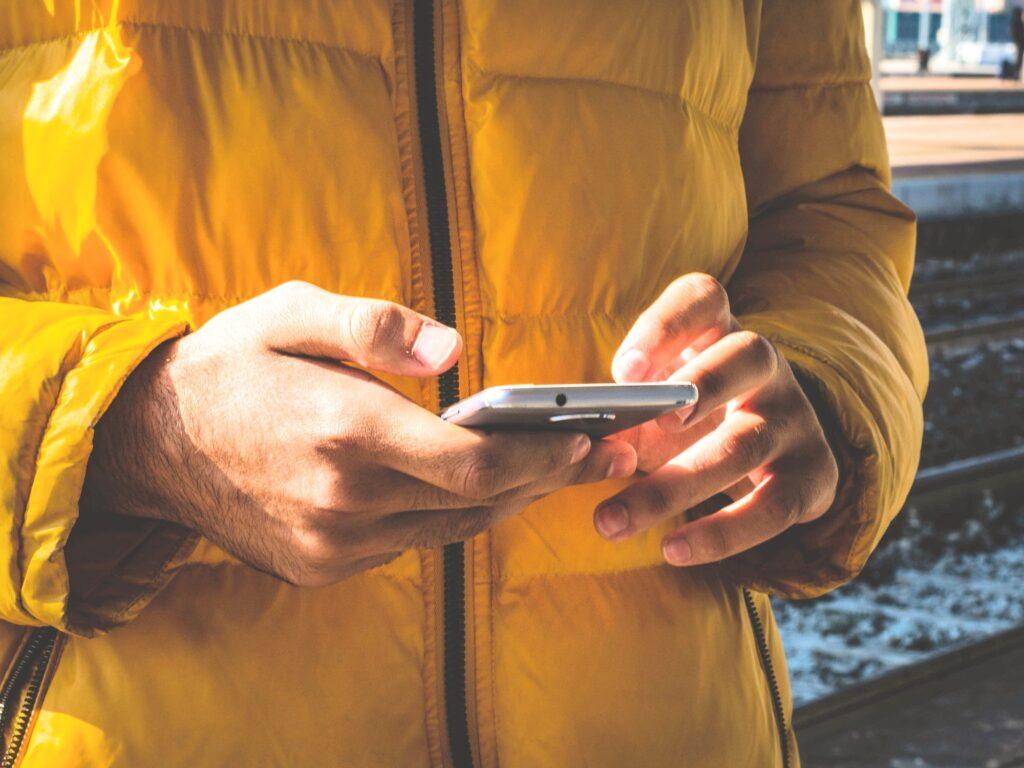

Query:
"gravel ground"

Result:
[[774, 230, 1024, 707], [910, 234, 1024, 466], [915, 292, 1024, 334], [776, 490, 1024, 706], [915, 215, 1024, 268], [910, 240, 1024, 334], [912, 246, 1024, 283], [921, 340, 1024, 467]]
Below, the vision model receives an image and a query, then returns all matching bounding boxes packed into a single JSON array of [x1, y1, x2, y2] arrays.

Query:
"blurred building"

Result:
[[881, 0, 1020, 69]]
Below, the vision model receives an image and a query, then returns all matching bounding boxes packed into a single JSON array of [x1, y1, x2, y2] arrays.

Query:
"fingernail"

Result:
[[595, 502, 629, 539], [570, 435, 591, 464], [411, 324, 458, 368], [663, 537, 692, 565], [606, 451, 636, 479], [612, 349, 650, 382]]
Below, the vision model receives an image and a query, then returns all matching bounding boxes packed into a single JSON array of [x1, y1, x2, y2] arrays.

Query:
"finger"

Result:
[[509, 438, 638, 499], [611, 274, 737, 383], [373, 409, 600, 500], [332, 439, 635, 515], [593, 409, 788, 540], [611, 405, 723, 474], [660, 459, 836, 566], [380, 441, 634, 548], [655, 331, 780, 433], [256, 281, 462, 376]]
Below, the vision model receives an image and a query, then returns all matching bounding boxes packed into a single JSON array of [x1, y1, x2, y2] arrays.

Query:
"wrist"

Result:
[[81, 339, 186, 523]]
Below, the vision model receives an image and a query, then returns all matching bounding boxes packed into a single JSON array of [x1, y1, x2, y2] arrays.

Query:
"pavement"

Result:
[[883, 113, 1024, 220], [886, 114, 1024, 170]]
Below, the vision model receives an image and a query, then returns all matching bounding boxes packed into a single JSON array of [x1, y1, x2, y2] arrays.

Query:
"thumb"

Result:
[[256, 281, 462, 376]]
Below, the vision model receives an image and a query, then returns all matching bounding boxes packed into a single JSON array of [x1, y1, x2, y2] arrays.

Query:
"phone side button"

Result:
[[548, 413, 616, 424]]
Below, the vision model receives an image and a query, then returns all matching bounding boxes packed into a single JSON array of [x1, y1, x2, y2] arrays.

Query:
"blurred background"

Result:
[[786, 3, 1024, 766]]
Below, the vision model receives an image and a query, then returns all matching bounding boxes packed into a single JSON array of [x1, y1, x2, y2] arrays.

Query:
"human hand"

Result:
[[83, 281, 637, 585], [593, 274, 838, 567]]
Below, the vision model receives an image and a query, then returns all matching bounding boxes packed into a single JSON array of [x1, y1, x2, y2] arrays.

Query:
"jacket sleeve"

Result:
[[0, 296, 196, 635], [725, 0, 928, 598]]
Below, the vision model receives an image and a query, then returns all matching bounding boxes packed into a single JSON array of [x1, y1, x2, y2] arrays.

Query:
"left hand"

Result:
[[594, 273, 839, 568]]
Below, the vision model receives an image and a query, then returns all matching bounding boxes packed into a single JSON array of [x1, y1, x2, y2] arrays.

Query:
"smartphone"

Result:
[[440, 382, 698, 438]]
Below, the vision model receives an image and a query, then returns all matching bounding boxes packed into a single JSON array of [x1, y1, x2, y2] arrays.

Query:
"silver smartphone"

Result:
[[440, 382, 698, 438]]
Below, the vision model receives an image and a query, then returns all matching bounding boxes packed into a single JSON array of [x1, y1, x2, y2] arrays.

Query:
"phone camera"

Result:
[[555, 393, 567, 406]]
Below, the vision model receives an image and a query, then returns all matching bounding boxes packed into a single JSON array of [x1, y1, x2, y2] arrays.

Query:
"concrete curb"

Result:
[[892, 161, 1024, 220], [884, 88, 1024, 116]]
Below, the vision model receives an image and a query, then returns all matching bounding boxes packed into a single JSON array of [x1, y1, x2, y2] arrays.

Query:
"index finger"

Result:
[[373, 405, 596, 499], [612, 273, 736, 383], [661, 458, 834, 567]]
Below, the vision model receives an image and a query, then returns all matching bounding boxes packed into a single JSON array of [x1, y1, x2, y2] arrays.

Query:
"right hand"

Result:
[[82, 282, 637, 586]]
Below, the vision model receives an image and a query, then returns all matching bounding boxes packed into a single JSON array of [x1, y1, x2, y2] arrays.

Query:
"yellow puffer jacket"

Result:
[[0, 1, 926, 766]]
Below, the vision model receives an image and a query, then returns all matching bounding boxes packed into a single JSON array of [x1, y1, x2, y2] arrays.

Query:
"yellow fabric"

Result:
[[0, 1, 925, 766]]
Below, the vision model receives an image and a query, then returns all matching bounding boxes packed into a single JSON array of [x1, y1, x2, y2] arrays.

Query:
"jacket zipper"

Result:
[[410, 1, 473, 767], [742, 588, 791, 768], [0, 626, 61, 767], [408, 8, 785, 768]]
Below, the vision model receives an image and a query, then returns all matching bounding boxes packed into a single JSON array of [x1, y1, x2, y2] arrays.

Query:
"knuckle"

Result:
[[254, 281, 296, 316], [655, 310, 687, 341], [303, 453, 376, 510], [454, 449, 507, 500], [811, 425, 838, 465], [332, 477, 377, 512], [289, 526, 339, 585], [296, 524, 334, 558], [736, 331, 777, 376], [652, 274, 723, 340], [774, 472, 823, 528], [723, 420, 776, 469], [348, 301, 406, 354], [638, 301, 681, 343], [687, 273, 729, 313], [777, 487, 809, 528], [823, 452, 840, 495], [639, 482, 676, 521], [307, 474, 344, 513], [249, 282, 319, 347], [265, 280, 313, 313], [542, 438, 575, 474], [275, 279, 312, 297], [304, 464, 374, 514], [809, 448, 840, 511], [318, 404, 376, 454]]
